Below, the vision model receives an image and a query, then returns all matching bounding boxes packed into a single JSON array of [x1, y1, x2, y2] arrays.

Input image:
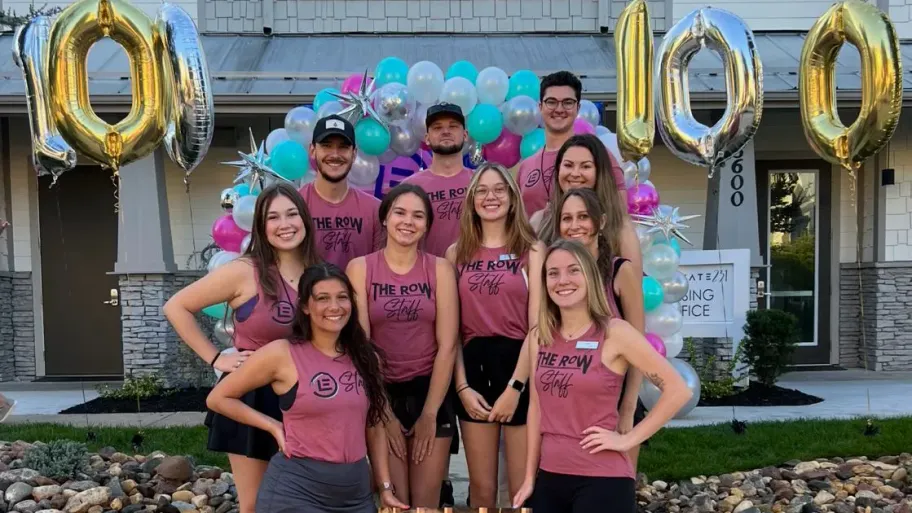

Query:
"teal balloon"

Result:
[[313, 88, 340, 112], [374, 57, 409, 87], [520, 128, 546, 159], [507, 70, 541, 101], [202, 303, 231, 319], [355, 118, 391, 156], [642, 276, 665, 312], [269, 140, 309, 180], [447, 60, 479, 83], [233, 183, 260, 197], [466, 104, 504, 145]]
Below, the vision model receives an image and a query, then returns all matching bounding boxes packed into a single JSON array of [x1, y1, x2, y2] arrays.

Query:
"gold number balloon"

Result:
[[799, 0, 902, 171], [47, 0, 171, 171], [615, 0, 654, 163]]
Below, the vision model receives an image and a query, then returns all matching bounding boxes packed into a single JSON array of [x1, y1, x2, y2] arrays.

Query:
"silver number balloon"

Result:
[[389, 124, 422, 157], [13, 16, 77, 182], [655, 8, 763, 175], [157, 3, 214, 176], [639, 357, 701, 418], [660, 271, 689, 303]]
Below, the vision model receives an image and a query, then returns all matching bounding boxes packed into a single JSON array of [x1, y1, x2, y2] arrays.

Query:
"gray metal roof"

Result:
[[0, 32, 910, 109]]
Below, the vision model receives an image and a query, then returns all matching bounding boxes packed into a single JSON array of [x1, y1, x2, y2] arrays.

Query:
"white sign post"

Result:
[[677, 248, 751, 380]]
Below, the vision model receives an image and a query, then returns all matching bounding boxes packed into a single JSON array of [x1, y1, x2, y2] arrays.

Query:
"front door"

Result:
[[757, 160, 832, 365], [39, 166, 123, 377]]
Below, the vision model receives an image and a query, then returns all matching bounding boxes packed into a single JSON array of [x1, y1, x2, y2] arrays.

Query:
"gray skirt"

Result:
[[256, 453, 375, 513]]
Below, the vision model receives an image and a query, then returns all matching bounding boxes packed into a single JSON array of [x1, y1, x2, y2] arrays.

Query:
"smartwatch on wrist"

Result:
[[381, 481, 395, 494], [509, 378, 526, 393]]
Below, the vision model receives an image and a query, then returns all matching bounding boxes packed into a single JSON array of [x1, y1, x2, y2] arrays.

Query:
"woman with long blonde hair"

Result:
[[512, 240, 690, 512], [445, 162, 544, 507]]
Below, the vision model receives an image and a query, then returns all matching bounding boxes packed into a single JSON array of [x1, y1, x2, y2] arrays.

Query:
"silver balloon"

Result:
[[644, 243, 680, 280], [502, 95, 542, 137], [389, 124, 422, 157], [240, 233, 252, 254], [411, 103, 430, 142], [208, 250, 240, 272], [285, 106, 318, 146], [637, 157, 652, 183], [595, 124, 611, 138], [232, 195, 257, 232], [220, 187, 239, 210], [476, 66, 510, 105], [348, 150, 380, 187], [157, 3, 214, 175], [439, 77, 478, 116], [655, 8, 763, 174], [577, 99, 602, 128], [639, 357, 701, 418], [597, 129, 623, 164], [13, 16, 77, 182], [622, 160, 639, 189], [213, 319, 235, 345], [645, 302, 683, 337], [660, 271, 689, 303], [663, 332, 684, 359], [378, 148, 398, 164], [213, 347, 237, 379], [468, 140, 484, 167], [265, 128, 289, 153], [407, 61, 445, 105], [636, 224, 655, 250], [373, 82, 415, 128], [317, 100, 344, 119]]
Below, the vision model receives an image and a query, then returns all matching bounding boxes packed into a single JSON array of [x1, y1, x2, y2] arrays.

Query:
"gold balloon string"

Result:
[[110, 171, 120, 215]]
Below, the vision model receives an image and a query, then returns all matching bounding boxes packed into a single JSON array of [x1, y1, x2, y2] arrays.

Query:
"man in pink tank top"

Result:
[[516, 71, 626, 218], [300, 115, 383, 270], [403, 103, 473, 258]]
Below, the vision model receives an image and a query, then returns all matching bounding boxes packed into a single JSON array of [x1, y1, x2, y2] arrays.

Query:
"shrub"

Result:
[[97, 374, 169, 400], [684, 338, 744, 399], [739, 309, 800, 387], [23, 440, 89, 480]]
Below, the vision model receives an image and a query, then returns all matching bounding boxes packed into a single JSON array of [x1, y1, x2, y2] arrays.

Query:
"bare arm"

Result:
[[617, 190, 643, 277], [522, 330, 542, 482], [367, 424, 393, 484], [345, 257, 371, 339], [616, 261, 646, 414], [163, 259, 251, 364], [444, 245, 468, 389], [423, 258, 459, 416], [511, 241, 545, 385]]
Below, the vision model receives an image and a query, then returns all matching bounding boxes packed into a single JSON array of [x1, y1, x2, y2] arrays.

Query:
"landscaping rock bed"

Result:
[[0, 440, 908, 512]]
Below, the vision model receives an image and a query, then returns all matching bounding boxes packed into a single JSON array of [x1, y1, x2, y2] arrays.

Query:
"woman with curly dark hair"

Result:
[[207, 263, 409, 513]]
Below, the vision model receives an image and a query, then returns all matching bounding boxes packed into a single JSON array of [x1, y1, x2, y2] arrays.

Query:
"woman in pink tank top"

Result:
[[531, 134, 644, 278], [512, 240, 692, 513], [164, 183, 321, 513], [445, 162, 544, 507], [549, 187, 650, 470], [207, 263, 409, 513], [346, 183, 459, 509]]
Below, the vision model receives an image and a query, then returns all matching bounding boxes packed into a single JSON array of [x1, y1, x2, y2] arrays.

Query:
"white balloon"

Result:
[[598, 130, 622, 164], [577, 99, 601, 128], [660, 271, 689, 303], [317, 100, 344, 119], [240, 233, 252, 254], [232, 194, 257, 232], [349, 150, 380, 187], [644, 243, 680, 280], [407, 61, 445, 105], [476, 66, 509, 105], [439, 77, 478, 116], [662, 332, 684, 359], [636, 225, 655, 251], [265, 128, 289, 154], [411, 103, 430, 142], [595, 125, 611, 137], [285, 106, 317, 146], [207, 250, 240, 273], [645, 302, 683, 337]]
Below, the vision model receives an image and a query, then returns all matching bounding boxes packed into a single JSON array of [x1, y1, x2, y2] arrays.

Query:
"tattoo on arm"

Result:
[[646, 372, 665, 391]]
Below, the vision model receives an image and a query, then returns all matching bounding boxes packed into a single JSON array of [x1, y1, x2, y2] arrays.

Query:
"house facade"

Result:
[[0, 0, 910, 383]]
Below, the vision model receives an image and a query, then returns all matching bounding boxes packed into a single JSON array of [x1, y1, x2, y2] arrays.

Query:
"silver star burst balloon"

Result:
[[328, 69, 385, 126], [222, 128, 292, 193], [633, 206, 701, 246]]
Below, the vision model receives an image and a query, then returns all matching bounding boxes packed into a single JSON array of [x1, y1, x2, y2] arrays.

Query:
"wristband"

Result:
[[456, 384, 470, 394], [210, 352, 221, 368]]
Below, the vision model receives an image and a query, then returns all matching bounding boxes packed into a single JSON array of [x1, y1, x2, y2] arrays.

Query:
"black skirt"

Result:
[[205, 375, 282, 461], [385, 375, 458, 439], [455, 335, 530, 426]]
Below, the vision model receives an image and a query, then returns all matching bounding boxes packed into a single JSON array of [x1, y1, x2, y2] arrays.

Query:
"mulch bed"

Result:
[[698, 382, 824, 407], [60, 387, 213, 414]]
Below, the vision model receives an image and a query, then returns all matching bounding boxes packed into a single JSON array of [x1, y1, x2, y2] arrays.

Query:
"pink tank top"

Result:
[[231, 267, 297, 351], [401, 168, 473, 257], [299, 182, 382, 270], [281, 342, 369, 463], [457, 246, 528, 342], [365, 251, 438, 383], [534, 321, 634, 478]]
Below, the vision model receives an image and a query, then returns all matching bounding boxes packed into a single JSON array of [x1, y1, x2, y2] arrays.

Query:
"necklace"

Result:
[[561, 321, 593, 341]]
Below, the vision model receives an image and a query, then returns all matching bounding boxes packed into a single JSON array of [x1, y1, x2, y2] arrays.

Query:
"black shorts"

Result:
[[455, 335, 530, 426], [526, 469, 636, 513], [386, 375, 457, 439], [205, 376, 282, 462], [619, 374, 649, 446]]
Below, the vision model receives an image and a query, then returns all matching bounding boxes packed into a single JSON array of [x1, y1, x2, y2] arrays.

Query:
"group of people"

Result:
[[164, 70, 693, 513]]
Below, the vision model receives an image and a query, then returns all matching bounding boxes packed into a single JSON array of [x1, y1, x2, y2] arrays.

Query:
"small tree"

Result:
[[0, 4, 63, 30], [740, 309, 800, 387]]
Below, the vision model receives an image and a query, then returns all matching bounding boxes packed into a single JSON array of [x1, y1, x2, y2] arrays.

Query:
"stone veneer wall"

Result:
[[0, 272, 35, 381], [839, 263, 912, 371], [119, 272, 222, 388]]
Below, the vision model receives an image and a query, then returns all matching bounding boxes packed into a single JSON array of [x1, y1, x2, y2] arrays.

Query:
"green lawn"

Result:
[[1, 416, 910, 482]]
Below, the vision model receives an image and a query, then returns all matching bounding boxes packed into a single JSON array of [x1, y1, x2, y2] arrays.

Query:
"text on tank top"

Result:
[[232, 266, 298, 352], [299, 183, 381, 270], [402, 168, 473, 258], [456, 246, 529, 342], [534, 321, 634, 478], [365, 250, 438, 383], [517, 149, 557, 217], [280, 341, 369, 463], [605, 256, 630, 320]]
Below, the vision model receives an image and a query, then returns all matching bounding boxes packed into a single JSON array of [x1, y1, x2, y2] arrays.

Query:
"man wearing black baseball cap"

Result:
[[299, 114, 383, 269]]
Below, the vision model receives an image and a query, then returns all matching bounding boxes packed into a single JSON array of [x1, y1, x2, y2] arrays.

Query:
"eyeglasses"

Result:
[[542, 98, 579, 110], [476, 186, 508, 198]]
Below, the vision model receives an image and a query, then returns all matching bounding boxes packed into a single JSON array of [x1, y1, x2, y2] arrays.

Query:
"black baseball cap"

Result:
[[313, 114, 356, 145], [425, 103, 465, 128]]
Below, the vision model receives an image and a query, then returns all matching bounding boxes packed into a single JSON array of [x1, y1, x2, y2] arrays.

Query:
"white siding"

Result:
[[1, 0, 198, 24], [7, 118, 33, 273], [883, 114, 912, 261]]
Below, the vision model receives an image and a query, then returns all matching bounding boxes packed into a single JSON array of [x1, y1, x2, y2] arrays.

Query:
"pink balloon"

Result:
[[483, 129, 521, 168], [212, 214, 247, 253], [627, 182, 660, 216], [573, 118, 596, 135], [645, 333, 667, 358], [341, 73, 365, 95]]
